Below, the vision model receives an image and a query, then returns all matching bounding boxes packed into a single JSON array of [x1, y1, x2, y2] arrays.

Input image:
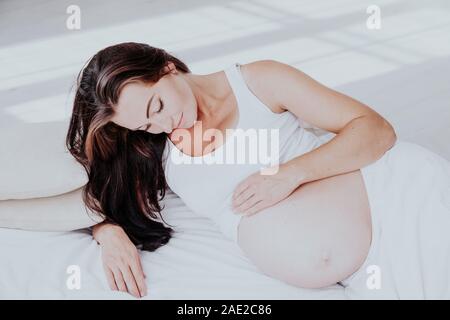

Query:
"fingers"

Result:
[[233, 182, 250, 201], [234, 192, 260, 213], [111, 267, 127, 293], [106, 259, 146, 298], [121, 265, 141, 298], [233, 187, 254, 210], [97, 225, 148, 299], [243, 200, 267, 216], [237, 197, 263, 214], [105, 267, 119, 291], [130, 255, 147, 297]]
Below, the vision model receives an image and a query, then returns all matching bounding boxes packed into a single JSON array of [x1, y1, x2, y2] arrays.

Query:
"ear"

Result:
[[165, 61, 178, 74]]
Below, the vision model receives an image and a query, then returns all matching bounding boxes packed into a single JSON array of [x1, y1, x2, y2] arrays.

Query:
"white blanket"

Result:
[[2, 140, 450, 299], [2, 139, 449, 299], [344, 140, 450, 299], [0, 188, 344, 300]]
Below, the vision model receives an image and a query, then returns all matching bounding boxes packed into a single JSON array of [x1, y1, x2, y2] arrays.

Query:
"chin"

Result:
[[183, 116, 193, 129]]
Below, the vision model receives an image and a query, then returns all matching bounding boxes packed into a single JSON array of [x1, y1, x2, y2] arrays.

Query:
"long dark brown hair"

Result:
[[66, 42, 191, 251]]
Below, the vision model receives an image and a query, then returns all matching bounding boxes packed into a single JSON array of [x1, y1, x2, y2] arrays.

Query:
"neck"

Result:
[[181, 71, 229, 123]]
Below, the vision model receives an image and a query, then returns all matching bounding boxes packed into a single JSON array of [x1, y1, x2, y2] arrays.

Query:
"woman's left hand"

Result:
[[231, 165, 300, 216]]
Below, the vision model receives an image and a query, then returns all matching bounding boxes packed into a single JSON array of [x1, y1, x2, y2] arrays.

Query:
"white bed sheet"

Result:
[[0, 188, 345, 300]]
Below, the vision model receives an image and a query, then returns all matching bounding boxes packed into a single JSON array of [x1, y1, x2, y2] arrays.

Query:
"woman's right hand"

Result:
[[92, 222, 147, 298]]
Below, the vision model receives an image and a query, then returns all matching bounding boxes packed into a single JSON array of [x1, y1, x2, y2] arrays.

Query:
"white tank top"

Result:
[[163, 62, 324, 241]]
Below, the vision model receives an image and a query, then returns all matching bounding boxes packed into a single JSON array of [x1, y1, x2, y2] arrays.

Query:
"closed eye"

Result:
[[157, 98, 164, 113], [141, 98, 164, 131]]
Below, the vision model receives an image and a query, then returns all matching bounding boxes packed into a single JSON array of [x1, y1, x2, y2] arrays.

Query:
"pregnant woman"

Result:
[[67, 42, 398, 298]]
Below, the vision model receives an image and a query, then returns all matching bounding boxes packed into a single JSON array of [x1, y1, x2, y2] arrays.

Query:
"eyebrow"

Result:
[[134, 93, 155, 130]]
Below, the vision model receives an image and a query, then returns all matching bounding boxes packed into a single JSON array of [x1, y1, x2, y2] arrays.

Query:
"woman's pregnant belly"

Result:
[[237, 169, 372, 289]]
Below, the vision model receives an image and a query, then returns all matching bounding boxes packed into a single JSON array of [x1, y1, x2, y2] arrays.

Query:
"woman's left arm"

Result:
[[283, 112, 396, 186], [232, 60, 397, 215]]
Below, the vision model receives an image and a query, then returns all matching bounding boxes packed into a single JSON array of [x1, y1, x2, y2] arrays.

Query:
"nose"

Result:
[[152, 113, 173, 133]]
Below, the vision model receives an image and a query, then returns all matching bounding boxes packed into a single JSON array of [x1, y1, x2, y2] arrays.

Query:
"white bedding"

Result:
[[2, 0, 450, 301], [0, 188, 345, 299], [3, 139, 449, 300], [344, 141, 450, 299]]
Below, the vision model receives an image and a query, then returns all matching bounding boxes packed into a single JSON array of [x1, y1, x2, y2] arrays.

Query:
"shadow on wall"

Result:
[[3, 0, 447, 48], [1, 0, 449, 158], [335, 55, 450, 160], [0, 0, 439, 107]]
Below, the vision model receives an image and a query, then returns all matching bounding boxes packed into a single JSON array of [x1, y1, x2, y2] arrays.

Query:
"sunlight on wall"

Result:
[[4, 94, 72, 123], [1, 0, 449, 125]]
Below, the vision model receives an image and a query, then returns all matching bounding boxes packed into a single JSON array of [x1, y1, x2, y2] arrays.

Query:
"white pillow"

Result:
[[0, 187, 105, 231], [0, 120, 88, 200]]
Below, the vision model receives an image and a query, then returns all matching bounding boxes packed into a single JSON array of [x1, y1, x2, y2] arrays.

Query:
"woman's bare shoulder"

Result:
[[238, 60, 286, 114]]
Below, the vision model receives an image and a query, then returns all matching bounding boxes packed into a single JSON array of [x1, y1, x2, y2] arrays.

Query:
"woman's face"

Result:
[[110, 62, 197, 134]]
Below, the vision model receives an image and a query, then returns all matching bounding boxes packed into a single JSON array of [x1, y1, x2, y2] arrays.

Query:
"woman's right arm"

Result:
[[92, 221, 147, 298]]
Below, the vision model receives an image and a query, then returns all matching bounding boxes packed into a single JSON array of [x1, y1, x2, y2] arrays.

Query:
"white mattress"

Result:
[[0, 188, 345, 299]]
